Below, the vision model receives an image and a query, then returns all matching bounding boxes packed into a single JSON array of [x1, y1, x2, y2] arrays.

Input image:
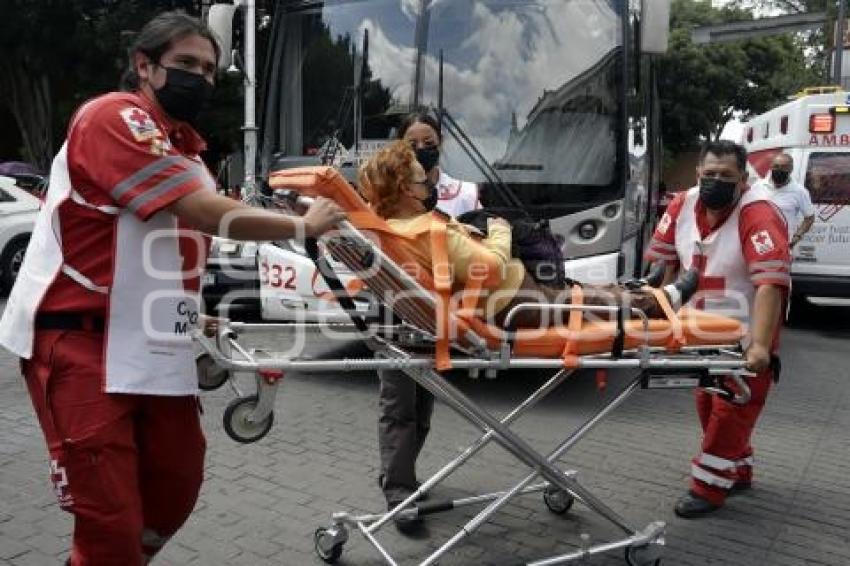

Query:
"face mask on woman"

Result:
[[415, 146, 440, 173]]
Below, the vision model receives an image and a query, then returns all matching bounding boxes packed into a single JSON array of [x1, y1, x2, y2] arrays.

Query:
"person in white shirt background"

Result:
[[754, 153, 815, 250], [397, 112, 480, 217]]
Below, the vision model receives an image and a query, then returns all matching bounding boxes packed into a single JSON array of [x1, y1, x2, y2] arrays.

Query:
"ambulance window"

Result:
[[805, 153, 850, 204], [0, 189, 15, 203]]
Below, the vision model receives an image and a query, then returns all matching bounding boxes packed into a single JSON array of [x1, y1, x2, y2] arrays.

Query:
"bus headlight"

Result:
[[578, 221, 598, 240]]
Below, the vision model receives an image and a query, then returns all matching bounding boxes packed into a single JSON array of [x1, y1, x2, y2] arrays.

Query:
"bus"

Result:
[[208, 0, 671, 320], [742, 87, 850, 308]]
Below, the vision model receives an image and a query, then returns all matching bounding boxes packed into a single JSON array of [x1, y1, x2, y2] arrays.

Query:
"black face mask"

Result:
[[699, 177, 738, 210], [153, 67, 214, 126], [771, 169, 790, 186], [415, 146, 440, 172]]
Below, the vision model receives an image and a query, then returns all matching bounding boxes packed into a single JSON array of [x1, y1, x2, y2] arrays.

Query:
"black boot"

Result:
[[674, 491, 721, 519]]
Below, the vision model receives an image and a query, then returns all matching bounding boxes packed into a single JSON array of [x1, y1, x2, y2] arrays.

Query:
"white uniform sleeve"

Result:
[[798, 185, 816, 217]]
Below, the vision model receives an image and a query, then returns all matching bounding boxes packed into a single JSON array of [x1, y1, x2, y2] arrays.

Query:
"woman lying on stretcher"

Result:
[[357, 141, 699, 328]]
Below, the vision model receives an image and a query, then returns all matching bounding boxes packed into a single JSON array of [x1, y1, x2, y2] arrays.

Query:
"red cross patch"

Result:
[[50, 459, 74, 508], [438, 180, 461, 200], [750, 230, 775, 255], [120, 107, 162, 142]]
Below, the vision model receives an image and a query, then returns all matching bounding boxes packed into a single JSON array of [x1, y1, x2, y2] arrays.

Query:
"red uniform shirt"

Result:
[[40, 91, 209, 314], [645, 189, 791, 289]]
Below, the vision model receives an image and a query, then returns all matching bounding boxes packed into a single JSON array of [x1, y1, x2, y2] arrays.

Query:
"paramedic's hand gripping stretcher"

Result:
[[193, 167, 752, 566]]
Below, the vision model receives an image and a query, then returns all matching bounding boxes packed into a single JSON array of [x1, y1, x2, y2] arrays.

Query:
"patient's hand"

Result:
[[462, 223, 486, 238]]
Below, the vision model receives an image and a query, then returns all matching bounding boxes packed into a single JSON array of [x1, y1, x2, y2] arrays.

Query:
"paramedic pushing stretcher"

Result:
[[0, 12, 344, 565], [646, 140, 790, 518], [359, 141, 700, 531]]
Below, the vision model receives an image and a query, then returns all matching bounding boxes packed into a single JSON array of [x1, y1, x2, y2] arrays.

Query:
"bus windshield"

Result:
[[261, 0, 625, 217]]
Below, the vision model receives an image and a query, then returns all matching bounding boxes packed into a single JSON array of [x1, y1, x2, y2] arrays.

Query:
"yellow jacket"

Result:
[[386, 213, 525, 317]]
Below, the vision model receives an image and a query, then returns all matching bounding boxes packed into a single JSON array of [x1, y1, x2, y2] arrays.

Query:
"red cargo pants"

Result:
[[689, 367, 773, 506], [22, 329, 205, 566]]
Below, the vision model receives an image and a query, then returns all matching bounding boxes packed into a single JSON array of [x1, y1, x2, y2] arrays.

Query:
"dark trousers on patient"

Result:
[[495, 273, 664, 328], [377, 369, 435, 504]]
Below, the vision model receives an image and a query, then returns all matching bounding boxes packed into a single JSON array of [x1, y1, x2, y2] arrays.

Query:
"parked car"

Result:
[[202, 236, 262, 319], [0, 175, 40, 289]]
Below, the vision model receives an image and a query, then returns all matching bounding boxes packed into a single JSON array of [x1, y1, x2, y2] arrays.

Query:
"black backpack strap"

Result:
[[304, 238, 369, 332]]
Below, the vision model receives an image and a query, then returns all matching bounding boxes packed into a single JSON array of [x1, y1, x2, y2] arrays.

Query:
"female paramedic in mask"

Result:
[[397, 112, 480, 217], [0, 11, 344, 565], [374, 112, 480, 533], [363, 141, 697, 534]]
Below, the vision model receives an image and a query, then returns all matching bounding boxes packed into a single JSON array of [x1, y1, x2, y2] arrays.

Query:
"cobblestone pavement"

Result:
[[1, 301, 849, 566]]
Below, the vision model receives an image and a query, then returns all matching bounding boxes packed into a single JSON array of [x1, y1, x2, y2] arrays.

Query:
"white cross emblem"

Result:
[[750, 230, 775, 255], [120, 107, 162, 142], [50, 459, 74, 508]]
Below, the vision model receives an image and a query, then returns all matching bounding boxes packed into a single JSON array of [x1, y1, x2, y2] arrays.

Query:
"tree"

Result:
[[659, 0, 825, 155], [0, 0, 241, 169]]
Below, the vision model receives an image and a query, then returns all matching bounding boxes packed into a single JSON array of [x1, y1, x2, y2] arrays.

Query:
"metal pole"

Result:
[[836, 0, 847, 87], [242, 0, 258, 204]]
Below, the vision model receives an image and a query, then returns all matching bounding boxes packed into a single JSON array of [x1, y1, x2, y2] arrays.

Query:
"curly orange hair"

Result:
[[358, 140, 418, 218]]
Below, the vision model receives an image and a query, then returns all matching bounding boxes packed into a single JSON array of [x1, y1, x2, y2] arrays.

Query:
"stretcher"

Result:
[[194, 167, 753, 566]]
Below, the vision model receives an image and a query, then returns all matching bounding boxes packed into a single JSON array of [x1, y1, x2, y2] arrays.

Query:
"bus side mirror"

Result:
[[641, 0, 671, 54], [207, 3, 238, 72]]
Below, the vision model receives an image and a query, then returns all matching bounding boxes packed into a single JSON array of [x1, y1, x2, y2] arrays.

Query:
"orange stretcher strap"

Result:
[[458, 250, 486, 319], [430, 217, 452, 371], [648, 286, 685, 351], [560, 284, 584, 368]]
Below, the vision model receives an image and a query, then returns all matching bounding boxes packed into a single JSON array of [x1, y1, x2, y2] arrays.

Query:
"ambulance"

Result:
[[742, 86, 850, 307]]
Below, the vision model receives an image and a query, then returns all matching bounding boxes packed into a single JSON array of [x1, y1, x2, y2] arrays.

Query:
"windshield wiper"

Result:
[[433, 48, 524, 210], [435, 107, 524, 210]]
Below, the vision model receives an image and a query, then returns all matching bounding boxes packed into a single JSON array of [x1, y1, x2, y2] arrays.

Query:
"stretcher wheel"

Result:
[[625, 544, 662, 566], [314, 527, 344, 563], [196, 353, 230, 391], [543, 485, 574, 515], [223, 395, 274, 443]]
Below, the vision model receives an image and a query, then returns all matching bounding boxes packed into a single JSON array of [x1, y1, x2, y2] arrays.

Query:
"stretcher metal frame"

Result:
[[194, 209, 752, 566]]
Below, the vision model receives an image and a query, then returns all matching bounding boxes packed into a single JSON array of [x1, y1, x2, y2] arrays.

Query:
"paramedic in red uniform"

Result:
[[645, 140, 790, 518], [0, 12, 344, 565]]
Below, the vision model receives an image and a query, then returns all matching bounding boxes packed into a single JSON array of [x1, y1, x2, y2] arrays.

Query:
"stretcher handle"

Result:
[[272, 189, 357, 235], [272, 188, 315, 211]]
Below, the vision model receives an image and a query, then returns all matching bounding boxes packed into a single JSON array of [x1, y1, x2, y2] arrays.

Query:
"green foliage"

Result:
[[0, 0, 241, 164], [300, 18, 393, 152], [660, 0, 826, 156]]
